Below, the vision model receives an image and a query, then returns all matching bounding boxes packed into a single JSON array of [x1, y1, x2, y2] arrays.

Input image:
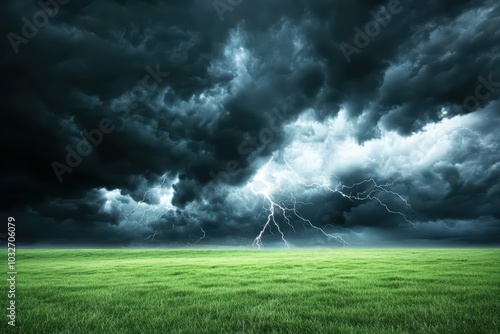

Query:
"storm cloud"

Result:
[[1, 0, 499, 247]]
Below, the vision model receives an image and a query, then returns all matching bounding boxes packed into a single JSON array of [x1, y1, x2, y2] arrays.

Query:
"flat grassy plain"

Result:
[[2, 249, 499, 334]]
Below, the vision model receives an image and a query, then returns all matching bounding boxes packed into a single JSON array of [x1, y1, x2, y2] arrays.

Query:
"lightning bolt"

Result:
[[187, 224, 206, 245], [122, 175, 186, 242], [249, 154, 415, 248], [124, 175, 167, 227], [145, 229, 160, 241], [118, 174, 210, 246]]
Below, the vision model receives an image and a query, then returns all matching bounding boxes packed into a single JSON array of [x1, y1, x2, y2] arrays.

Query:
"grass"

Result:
[[2, 249, 499, 333]]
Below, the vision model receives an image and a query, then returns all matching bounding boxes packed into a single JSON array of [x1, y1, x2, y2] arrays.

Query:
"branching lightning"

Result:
[[122, 174, 188, 243], [118, 153, 414, 248], [187, 224, 206, 245], [248, 154, 415, 248], [125, 175, 168, 230]]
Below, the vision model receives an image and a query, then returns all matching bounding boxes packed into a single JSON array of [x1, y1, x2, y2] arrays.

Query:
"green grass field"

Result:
[[2, 249, 499, 333]]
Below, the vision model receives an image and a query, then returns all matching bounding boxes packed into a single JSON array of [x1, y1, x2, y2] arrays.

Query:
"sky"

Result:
[[1, 0, 499, 247]]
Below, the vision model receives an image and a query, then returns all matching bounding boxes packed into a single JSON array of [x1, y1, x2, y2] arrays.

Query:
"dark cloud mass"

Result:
[[1, 0, 499, 247]]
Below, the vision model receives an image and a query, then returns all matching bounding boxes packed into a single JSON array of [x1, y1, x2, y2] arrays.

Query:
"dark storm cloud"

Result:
[[1, 0, 499, 246]]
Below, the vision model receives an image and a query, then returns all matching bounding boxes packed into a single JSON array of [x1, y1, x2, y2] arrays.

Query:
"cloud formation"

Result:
[[1, 0, 499, 246]]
